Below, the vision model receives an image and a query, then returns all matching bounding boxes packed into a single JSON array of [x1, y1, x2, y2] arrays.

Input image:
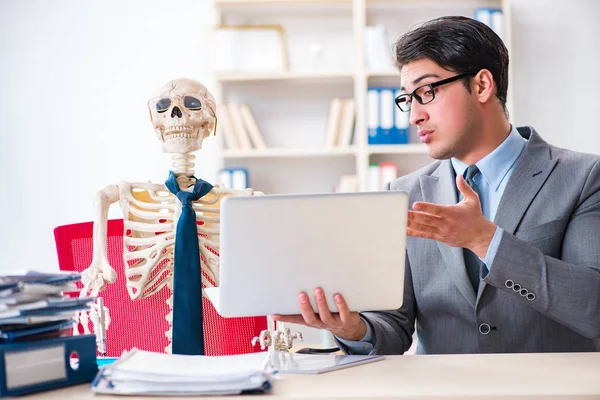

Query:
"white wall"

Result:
[[509, 0, 600, 154], [1, 1, 599, 274], [0, 0, 216, 273]]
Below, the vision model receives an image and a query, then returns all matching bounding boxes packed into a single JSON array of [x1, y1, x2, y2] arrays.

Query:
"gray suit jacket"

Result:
[[348, 126, 600, 354]]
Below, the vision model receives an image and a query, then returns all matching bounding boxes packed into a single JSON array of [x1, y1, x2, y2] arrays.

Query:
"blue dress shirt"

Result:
[[338, 125, 526, 354]]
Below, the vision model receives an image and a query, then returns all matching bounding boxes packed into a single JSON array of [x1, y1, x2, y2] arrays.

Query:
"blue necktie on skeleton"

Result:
[[165, 171, 213, 355], [462, 165, 484, 292]]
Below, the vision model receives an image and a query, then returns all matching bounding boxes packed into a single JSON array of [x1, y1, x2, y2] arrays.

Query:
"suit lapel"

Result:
[[421, 160, 477, 307], [476, 128, 558, 304], [493, 128, 558, 234]]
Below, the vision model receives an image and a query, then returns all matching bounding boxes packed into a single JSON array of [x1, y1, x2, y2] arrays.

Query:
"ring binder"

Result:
[[0, 334, 98, 397]]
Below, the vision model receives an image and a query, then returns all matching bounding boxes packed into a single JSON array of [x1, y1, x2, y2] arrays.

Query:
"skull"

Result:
[[148, 78, 217, 154]]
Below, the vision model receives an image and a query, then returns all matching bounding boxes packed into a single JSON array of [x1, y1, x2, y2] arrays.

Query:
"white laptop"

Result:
[[204, 191, 408, 317]]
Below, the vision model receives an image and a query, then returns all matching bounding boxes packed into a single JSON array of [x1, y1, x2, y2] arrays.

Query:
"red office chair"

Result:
[[54, 219, 267, 357]]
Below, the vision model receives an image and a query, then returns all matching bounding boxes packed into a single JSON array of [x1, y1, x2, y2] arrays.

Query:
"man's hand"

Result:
[[272, 288, 367, 342], [407, 174, 496, 258]]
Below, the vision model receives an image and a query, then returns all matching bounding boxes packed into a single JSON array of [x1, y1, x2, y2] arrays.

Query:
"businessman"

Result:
[[274, 16, 600, 354]]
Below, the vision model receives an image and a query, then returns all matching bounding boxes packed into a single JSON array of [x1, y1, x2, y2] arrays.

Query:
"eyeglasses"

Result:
[[394, 72, 477, 112], [148, 95, 203, 113]]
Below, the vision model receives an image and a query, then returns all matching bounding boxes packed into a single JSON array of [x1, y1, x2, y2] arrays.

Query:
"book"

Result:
[[219, 105, 241, 150], [324, 97, 343, 147], [0, 296, 94, 316], [365, 25, 395, 72], [0, 319, 75, 342], [228, 103, 253, 150], [0, 293, 62, 306], [239, 104, 267, 149], [0, 271, 81, 292], [337, 98, 355, 148], [0, 302, 93, 319]]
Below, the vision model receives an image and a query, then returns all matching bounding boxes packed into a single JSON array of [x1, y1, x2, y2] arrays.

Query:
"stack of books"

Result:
[[0, 271, 98, 396]]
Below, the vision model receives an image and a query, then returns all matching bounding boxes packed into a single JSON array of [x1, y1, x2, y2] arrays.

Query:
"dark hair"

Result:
[[394, 16, 509, 113]]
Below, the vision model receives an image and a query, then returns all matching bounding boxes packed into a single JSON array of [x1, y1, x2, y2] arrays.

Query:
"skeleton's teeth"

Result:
[[167, 125, 193, 132]]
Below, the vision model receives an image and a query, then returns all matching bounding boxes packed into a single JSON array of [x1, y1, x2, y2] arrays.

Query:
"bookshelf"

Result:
[[211, 0, 510, 194]]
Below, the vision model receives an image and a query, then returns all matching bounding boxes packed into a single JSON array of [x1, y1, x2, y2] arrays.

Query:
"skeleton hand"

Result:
[[252, 330, 273, 350], [81, 259, 117, 295], [87, 302, 111, 341]]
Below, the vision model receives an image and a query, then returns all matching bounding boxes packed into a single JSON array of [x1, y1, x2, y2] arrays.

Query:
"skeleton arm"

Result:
[[83, 184, 120, 293], [76, 184, 120, 341]]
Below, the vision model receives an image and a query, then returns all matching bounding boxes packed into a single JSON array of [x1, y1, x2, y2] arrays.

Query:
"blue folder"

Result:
[[0, 334, 98, 397]]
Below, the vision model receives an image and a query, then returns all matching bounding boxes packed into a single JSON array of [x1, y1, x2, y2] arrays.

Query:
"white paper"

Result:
[[110, 349, 270, 378], [92, 349, 272, 396]]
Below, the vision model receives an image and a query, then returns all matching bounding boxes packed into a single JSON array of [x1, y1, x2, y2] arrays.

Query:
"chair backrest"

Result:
[[54, 219, 267, 357]]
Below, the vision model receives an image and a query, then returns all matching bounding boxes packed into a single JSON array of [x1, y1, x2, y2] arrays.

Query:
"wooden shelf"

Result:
[[367, 144, 428, 155], [367, 71, 400, 79], [216, 0, 351, 5], [366, 0, 502, 5], [213, 0, 508, 193], [216, 71, 354, 83], [223, 147, 358, 158]]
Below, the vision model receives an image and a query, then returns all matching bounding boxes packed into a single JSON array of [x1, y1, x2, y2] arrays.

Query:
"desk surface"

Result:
[[23, 352, 600, 399]]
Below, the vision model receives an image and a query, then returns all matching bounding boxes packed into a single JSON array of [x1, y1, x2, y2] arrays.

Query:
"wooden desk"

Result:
[[22, 352, 600, 399]]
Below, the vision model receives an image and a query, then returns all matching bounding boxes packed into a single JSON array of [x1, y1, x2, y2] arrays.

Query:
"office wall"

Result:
[[0, 0, 216, 273], [2, 1, 598, 273], [509, 0, 600, 154]]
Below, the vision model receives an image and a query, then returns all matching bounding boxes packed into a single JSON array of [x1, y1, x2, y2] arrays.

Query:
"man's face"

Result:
[[400, 59, 478, 161]]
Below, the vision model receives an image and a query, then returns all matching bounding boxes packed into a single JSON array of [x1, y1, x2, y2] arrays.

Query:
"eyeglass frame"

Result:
[[147, 95, 204, 114], [394, 71, 478, 112], [146, 94, 219, 136]]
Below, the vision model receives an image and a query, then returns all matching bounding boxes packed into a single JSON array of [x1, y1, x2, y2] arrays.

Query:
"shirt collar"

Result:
[[451, 125, 526, 191]]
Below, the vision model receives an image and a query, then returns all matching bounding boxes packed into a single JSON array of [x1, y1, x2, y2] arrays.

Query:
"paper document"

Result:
[[91, 349, 272, 396], [268, 352, 384, 374], [91, 348, 385, 395]]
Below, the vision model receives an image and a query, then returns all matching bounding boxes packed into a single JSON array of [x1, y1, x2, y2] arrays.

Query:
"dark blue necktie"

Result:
[[462, 165, 484, 292], [165, 171, 213, 355]]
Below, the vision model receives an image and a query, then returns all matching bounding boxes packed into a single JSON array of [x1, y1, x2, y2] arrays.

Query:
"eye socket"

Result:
[[155, 98, 171, 113], [184, 96, 202, 110]]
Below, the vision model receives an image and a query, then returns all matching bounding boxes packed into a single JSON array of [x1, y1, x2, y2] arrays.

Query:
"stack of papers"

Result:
[[92, 349, 272, 396], [91, 348, 384, 396], [0, 270, 92, 341]]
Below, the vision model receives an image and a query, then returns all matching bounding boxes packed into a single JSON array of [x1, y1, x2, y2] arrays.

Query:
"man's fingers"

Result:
[[456, 174, 478, 201], [272, 314, 307, 325], [333, 293, 351, 324], [314, 288, 337, 326], [407, 221, 442, 236], [407, 212, 443, 233], [407, 227, 436, 240], [298, 292, 323, 328], [408, 210, 443, 227], [412, 201, 447, 216]]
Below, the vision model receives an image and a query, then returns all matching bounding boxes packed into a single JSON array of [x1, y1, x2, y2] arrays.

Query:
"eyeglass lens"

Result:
[[155, 96, 202, 113], [396, 85, 435, 112]]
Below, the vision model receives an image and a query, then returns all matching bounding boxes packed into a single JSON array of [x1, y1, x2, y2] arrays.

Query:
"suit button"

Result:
[[479, 323, 491, 335], [527, 293, 536, 301], [519, 288, 528, 296], [513, 283, 521, 291], [505, 279, 514, 288]]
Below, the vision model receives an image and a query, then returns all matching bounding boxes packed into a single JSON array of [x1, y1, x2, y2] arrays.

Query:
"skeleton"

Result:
[[76, 78, 302, 354]]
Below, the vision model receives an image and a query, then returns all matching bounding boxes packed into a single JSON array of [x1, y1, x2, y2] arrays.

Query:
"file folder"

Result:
[[0, 334, 98, 397]]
